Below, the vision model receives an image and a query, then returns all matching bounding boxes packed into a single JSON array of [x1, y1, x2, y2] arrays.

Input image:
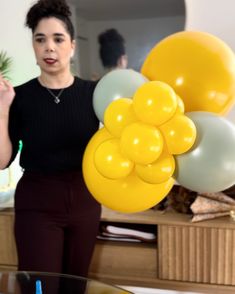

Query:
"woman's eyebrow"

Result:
[[34, 33, 65, 37], [34, 33, 45, 37], [53, 33, 65, 37]]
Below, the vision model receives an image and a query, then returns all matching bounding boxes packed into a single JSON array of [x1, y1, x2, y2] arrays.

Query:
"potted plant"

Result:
[[0, 50, 12, 79]]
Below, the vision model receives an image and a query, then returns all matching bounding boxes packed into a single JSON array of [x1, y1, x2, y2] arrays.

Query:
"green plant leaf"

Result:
[[0, 50, 12, 80]]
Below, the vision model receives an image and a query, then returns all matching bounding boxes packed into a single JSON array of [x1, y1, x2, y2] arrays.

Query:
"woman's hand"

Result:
[[0, 73, 15, 113]]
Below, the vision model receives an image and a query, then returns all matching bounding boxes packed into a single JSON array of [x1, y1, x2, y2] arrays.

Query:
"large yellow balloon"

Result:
[[133, 81, 177, 126], [104, 98, 137, 137], [120, 122, 163, 165], [159, 114, 196, 154], [83, 128, 174, 213], [94, 138, 134, 179], [141, 31, 235, 114]]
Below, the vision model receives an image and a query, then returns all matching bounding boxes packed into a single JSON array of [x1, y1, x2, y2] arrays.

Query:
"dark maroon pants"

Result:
[[14, 170, 101, 278]]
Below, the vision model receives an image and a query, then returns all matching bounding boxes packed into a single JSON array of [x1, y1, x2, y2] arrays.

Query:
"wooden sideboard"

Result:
[[1, 207, 235, 293], [0, 209, 17, 271]]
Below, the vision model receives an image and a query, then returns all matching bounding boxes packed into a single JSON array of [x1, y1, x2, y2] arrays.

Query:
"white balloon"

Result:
[[93, 69, 148, 122], [174, 111, 235, 192]]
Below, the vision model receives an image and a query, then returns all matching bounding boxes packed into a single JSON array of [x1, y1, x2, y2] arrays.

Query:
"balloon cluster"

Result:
[[83, 30, 235, 213], [101, 81, 196, 182], [141, 31, 235, 194], [83, 77, 196, 212]]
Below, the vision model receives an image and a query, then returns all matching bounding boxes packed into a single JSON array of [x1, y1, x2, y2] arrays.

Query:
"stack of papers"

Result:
[[97, 223, 157, 243]]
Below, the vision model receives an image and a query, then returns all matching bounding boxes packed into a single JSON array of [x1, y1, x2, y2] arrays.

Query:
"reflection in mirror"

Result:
[[68, 0, 185, 79]]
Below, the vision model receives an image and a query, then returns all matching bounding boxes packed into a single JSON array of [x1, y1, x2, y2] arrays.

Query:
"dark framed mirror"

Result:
[[68, 0, 186, 79]]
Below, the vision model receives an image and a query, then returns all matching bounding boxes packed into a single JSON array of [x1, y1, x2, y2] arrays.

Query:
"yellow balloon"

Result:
[[159, 114, 196, 154], [141, 31, 235, 114], [104, 98, 137, 137], [82, 128, 174, 213], [133, 81, 177, 126], [176, 95, 185, 114], [136, 147, 175, 184], [94, 138, 134, 179], [120, 122, 163, 164]]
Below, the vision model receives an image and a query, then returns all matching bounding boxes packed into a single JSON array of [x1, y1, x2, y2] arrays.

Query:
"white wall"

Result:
[[77, 16, 185, 79], [76, 17, 91, 79], [0, 0, 40, 86], [185, 0, 235, 122], [185, 0, 235, 50], [69, 3, 80, 76]]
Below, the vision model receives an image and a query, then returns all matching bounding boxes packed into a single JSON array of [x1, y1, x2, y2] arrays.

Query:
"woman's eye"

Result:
[[35, 38, 45, 43], [55, 38, 64, 43]]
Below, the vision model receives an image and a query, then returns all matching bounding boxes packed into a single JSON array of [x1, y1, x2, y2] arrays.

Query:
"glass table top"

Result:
[[0, 271, 132, 294]]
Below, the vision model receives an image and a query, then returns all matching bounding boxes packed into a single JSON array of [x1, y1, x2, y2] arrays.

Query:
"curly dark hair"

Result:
[[98, 28, 126, 69], [25, 0, 75, 40]]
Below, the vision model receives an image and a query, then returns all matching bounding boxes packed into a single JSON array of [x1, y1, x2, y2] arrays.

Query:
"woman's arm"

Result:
[[0, 76, 15, 169]]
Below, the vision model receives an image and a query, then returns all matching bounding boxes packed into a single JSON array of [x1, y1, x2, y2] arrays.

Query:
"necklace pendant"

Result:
[[45, 87, 64, 104], [54, 97, 60, 104]]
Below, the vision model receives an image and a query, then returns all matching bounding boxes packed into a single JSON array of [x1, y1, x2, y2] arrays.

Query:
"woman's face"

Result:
[[33, 17, 75, 75]]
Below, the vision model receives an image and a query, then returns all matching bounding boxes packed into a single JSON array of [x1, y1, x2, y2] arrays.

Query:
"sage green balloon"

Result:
[[93, 69, 148, 122], [174, 111, 235, 192]]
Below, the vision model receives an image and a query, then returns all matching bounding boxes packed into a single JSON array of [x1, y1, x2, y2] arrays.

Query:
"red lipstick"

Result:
[[44, 58, 57, 65]]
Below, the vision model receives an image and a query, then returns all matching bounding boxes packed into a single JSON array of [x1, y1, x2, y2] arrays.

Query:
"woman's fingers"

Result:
[[0, 73, 3, 85], [0, 72, 4, 83], [0, 79, 8, 90], [0, 75, 15, 105], [0, 77, 13, 91], [4, 79, 13, 90], [0, 80, 5, 88]]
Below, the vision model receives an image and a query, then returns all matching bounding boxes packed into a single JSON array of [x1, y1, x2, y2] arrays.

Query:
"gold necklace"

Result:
[[45, 87, 65, 104]]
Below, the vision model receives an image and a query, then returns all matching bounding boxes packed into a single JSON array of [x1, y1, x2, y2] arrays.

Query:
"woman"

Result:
[[98, 28, 128, 71], [0, 0, 101, 277]]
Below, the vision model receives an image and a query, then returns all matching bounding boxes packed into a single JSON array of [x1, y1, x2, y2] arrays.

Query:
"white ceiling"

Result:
[[68, 0, 185, 21]]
